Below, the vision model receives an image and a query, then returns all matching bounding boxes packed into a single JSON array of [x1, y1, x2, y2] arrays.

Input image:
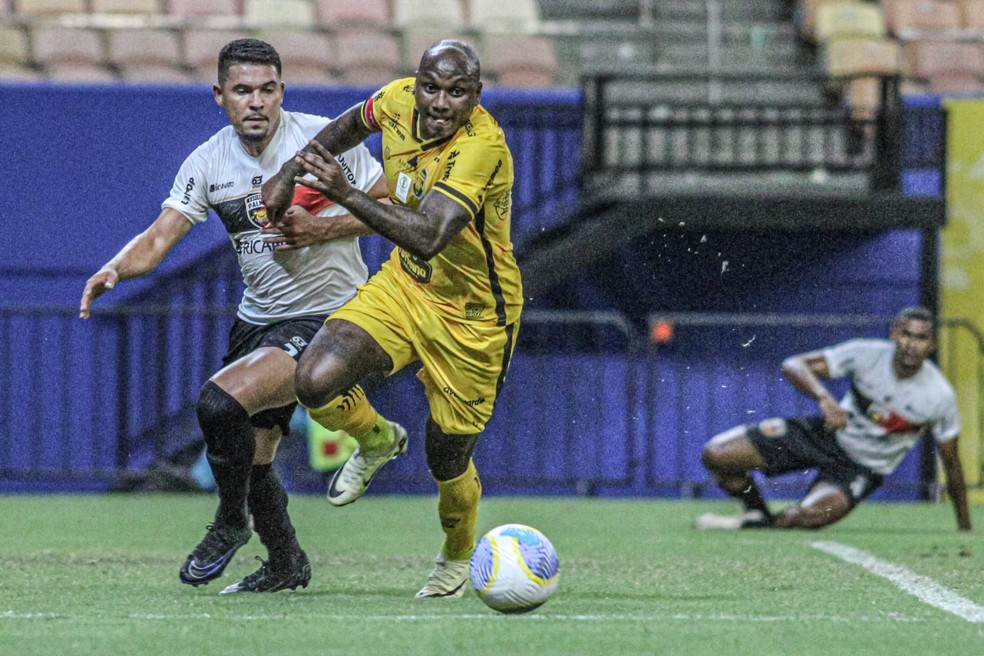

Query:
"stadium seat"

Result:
[[107, 28, 182, 66], [796, 0, 847, 41], [391, 0, 466, 29], [824, 37, 901, 78], [815, 2, 886, 42], [255, 28, 336, 85], [14, 0, 87, 15], [183, 28, 255, 81], [0, 63, 45, 81], [32, 26, 106, 69], [107, 28, 190, 82], [244, 0, 317, 27], [959, 0, 984, 32], [482, 34, 558, 87], [0, 24, 29, 67], [118, 64, 195, 84], [315, 0, 390, 28], [0, 0, 9, 15], [884, 0, 963, 37], [468, 0, 541, 32], [333, 27, 402, 86], [91, 0, 162, 15], [904, 38, 984, 80], [167, 0, 241, 19]]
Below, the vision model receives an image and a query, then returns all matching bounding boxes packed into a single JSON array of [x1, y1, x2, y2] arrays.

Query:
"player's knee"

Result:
[[294, 356, 333, 409], [197, 381, 249, 449], [425, 423, 478, 481], [701, 440, 729, 472]]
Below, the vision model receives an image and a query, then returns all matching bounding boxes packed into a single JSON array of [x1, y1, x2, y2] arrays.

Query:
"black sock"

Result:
[[736, 476, 773, 521], [248, 464, 300, 563], [198, 382, 255, 529]]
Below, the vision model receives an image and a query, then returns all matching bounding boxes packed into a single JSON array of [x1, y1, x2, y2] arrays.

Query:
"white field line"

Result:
[[811, 540, 984, 623], [1, 610, 929, 623]]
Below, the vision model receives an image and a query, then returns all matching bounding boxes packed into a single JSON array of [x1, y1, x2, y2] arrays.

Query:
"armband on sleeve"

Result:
[[360, 96, 381, 132]]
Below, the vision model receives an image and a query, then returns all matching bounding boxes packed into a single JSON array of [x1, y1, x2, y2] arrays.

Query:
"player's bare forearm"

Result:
[[262, 105, 372, 221], [782, 353, 835, 402], [333, 188, 465, 259], [939, 440, 972, 531]]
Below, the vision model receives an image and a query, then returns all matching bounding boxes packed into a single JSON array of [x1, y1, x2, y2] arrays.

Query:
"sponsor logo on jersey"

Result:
[[465, 303, 486, 320], [251, 175, 263, 187], [181, 177, 195, 205], [398, 248, 432, 283], [442, 385, 485, 408], [209, 181, 234, 193], [442, 150, 459, 182], [234, 233, 276, 255]]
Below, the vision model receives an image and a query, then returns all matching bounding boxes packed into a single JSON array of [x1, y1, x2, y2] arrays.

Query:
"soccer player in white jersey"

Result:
[[79, 39, 391, 592], [696, 306, 971, 531]]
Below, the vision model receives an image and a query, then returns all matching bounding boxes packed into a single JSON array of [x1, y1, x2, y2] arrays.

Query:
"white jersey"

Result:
[[162, 109, 383, 324], [823, 338, 959, 475]]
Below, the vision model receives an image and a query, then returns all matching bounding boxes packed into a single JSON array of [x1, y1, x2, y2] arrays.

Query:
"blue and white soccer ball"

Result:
[[469, 523, 560, 614]]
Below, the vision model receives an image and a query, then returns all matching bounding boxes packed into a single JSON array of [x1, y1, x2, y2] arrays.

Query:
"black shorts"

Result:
[[221, 315, 327, 434], [747, 416, 883, 507]]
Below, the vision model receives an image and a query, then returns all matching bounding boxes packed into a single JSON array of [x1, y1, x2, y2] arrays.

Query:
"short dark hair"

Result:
[[893, 305, 936, 334], [217, 38, 282, 85]]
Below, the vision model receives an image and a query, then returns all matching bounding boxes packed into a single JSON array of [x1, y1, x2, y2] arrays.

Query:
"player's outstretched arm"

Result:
[[781, 350, 848, 431], [262, 104, 372, 224], [79, 208, 191, 319], [937, 438, 972, 531], [295, 142, 470, 259]]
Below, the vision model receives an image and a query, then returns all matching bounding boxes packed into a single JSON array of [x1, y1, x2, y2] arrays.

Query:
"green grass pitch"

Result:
[[1, 494, 982, 655]]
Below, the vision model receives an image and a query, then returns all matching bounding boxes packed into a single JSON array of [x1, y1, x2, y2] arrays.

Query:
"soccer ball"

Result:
[[469, 523, 560, 614]]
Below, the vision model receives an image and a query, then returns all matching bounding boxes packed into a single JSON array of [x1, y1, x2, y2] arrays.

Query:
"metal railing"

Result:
[[581, 71, 902, 192]]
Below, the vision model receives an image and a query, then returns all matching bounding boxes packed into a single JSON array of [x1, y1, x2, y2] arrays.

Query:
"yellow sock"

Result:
[[303, 385, 393, 452], [437, 460, 481, 560]]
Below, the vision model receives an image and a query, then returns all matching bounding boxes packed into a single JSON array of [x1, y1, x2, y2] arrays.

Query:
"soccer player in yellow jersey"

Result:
[[262, 40, 521, 598]]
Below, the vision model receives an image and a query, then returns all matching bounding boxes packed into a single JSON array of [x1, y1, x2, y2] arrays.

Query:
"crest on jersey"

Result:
[[245, 192, 267, 228]]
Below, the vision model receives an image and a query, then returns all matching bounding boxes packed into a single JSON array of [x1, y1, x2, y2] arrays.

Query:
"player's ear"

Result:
[[213, 84, 223, 106]]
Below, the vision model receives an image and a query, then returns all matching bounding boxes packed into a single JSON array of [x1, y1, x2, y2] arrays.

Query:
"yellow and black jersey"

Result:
[[359, 77, 522, 326]]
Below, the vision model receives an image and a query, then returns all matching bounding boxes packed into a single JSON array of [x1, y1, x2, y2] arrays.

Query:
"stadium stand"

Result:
[[244, 0, 317, 27], [255, 26, 338, 84], [166, 0, 241, 20], [91, 0, 162, 15], [468, 0, 541, 32], [482, 33, 558, 87], [884, 0, 963, 37], [31, 24, 116, 82], [107, 27, 194, 83], [15, 0, 87, 14], [333, 27, 403, 85], [315, 0, 391, 28], [183, 27, 255, 81], [391, 0, 466, 29]]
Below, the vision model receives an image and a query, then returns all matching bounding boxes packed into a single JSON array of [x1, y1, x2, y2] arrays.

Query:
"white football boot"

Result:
[[414, 552, 470, 599], [694, 509, 771, 530], [326, 422, 408, 507]]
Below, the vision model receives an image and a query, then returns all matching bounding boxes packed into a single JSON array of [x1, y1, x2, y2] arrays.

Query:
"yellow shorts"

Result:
[[328, 265, 519, 435]]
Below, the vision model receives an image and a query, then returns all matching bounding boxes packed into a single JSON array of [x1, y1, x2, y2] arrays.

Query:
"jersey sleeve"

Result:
[[160, 144, 210, 225], [431, 135, 505, 220], [822, 339, 874, 379], [339, 142, 383, 193], [359, 79, 402, 132]]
